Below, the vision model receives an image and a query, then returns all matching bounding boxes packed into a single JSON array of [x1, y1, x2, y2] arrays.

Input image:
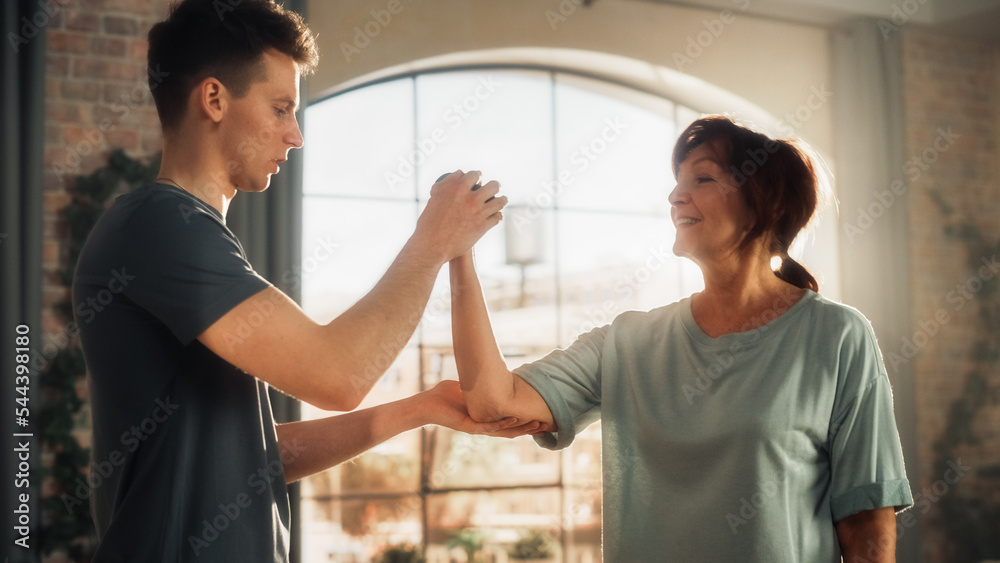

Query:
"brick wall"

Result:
[[41, 1, 171, 561], [43, 0, 171, 320], [902, 29, 1000, 563]]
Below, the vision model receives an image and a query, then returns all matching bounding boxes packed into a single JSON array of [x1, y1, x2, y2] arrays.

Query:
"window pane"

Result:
[[554, 74, 675, 215], [300, 494, 423, 563], [414, 70, 554, 206], [426, 424, 559, 489], [420, 206, 560, 349], [300, 197, 417, 322], [300, 347, 422, 497], [556, 210, 684, 345], [304, 79, 416, 199], [562, 483, 602, 563], [675, 104, 703, 136], [425, 489, 563, 562]]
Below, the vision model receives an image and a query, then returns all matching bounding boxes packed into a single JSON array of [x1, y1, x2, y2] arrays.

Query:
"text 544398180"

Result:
[[13, 323, 33, 549]]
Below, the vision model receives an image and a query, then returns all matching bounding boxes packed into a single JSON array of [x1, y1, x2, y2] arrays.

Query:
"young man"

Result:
[[72, 1, 532, 560]]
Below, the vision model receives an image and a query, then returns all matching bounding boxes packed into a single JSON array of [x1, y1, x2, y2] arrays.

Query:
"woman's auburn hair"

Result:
[[672, 115, 822, 292]]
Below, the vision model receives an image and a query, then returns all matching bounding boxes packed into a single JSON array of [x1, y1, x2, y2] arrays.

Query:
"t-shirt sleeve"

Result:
[[512, 326, 605, 451], [828, 316, 914, 522], [122, 198, 271, 345]]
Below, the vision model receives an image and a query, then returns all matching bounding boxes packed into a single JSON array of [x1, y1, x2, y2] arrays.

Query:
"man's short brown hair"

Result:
[[147, 0, 319, 132]]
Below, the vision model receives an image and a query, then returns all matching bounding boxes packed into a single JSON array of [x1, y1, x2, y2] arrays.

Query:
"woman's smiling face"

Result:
[[668, 142, 752, 264]]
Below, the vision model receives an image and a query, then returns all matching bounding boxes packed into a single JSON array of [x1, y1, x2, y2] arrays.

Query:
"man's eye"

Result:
[[275, 108, 288, 117], [696, 176, 713, 184]]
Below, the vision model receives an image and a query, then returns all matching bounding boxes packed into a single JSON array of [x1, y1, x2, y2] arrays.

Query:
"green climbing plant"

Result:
[[927, 189, 1000, 561], [41, 149, 160, 559]]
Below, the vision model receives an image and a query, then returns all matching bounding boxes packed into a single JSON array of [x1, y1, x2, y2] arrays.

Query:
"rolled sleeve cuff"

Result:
[[514, 365, 578, 451], [831, 479, 914, 522]]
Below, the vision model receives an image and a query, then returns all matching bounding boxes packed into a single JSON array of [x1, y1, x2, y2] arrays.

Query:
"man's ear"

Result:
[[195, 77, 227, 124]]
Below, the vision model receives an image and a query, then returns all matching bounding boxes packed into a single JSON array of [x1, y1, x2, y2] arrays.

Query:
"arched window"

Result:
[[297, 67, 827, 562]]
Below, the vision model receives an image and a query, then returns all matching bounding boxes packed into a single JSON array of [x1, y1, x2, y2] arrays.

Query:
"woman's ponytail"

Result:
[[774, 255, 818, 292]]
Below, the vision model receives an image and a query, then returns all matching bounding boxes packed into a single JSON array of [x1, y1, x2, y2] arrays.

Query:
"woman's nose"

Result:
[[669, 185, 689, 206]]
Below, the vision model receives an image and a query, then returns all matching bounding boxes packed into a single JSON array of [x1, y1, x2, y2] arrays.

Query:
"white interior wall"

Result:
[[306, 0, 833, 152]]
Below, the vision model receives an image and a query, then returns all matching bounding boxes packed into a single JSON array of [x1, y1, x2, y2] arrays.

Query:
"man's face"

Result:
[[220, 49, 303, 193]]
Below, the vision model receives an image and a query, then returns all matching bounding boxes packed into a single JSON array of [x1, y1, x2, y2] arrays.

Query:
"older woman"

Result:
[[449, 115, 913, 562]]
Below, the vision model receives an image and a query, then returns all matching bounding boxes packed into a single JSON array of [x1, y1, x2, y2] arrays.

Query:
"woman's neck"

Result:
[[690, 248, 805, 337]]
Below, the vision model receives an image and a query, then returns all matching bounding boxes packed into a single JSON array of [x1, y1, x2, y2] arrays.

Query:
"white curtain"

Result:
[[832, 18, 919, 562]]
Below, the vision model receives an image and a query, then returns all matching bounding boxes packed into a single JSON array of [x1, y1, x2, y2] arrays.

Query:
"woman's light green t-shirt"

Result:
[[514, 290, 913, 562]]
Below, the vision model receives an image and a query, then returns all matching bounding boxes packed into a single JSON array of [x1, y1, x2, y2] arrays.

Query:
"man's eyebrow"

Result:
[[274, 97, 298, 111]]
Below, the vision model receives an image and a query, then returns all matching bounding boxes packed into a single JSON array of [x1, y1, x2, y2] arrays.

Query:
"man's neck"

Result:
[[157, 136, 237, 218]]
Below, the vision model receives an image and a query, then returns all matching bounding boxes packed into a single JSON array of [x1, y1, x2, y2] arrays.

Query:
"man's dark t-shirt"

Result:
[[72, 183, 290, 561]]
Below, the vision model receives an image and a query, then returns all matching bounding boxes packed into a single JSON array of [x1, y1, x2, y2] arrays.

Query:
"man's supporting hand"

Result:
[[414, 380, 544, 439], [276, 380, 540, 483]]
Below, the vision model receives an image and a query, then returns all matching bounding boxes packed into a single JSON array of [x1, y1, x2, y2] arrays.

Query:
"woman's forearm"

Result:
[[836, 507, 897, 562], [449, 253, 517, 421]]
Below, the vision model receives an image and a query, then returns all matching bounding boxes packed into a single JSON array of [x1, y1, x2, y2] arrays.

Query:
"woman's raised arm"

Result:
[[449, 253, 555, 428]]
